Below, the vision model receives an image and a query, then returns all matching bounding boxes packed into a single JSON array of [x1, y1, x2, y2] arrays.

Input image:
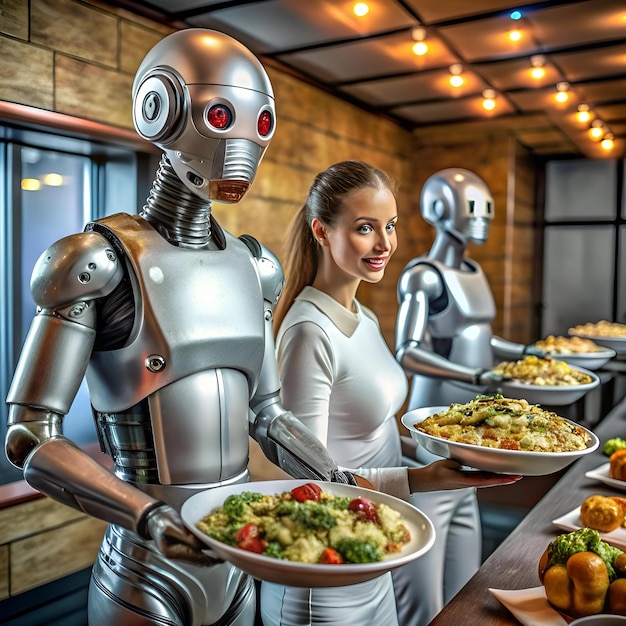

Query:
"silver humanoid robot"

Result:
[[394, 168, 542, 623], [395, 167, 543, 408], [5, 29, 355, 626]]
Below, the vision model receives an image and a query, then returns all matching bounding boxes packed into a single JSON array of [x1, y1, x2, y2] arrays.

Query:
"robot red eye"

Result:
[[258, 110, 273, 137], [207, 104, 232, 129]]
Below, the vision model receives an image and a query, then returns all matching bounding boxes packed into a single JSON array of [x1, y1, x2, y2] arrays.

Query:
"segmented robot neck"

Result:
[[141, 154, 212, 248]]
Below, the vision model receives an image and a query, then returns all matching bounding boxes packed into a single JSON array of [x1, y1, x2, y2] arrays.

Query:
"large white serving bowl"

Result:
[[401, 407, 599, 476], [181, 479, 436, 587], [569, 331, 626, 356], [498, 366, 600, 405], [550, 347, 616, 371]]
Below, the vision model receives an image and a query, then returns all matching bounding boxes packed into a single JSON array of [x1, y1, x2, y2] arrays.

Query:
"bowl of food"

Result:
[[180, 479, 435, 587], [492, 355, 600, 405], [401, 395, 599, 476], [539, 528, 626, 621], [569, 321, 626, 355], [533, 335, 616, 370]]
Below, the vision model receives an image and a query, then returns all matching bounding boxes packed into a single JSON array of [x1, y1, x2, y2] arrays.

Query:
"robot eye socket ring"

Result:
[[146, 355, 166, 372]]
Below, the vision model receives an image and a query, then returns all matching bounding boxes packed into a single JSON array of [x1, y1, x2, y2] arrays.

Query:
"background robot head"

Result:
[[420, 168, 494, 244], [132, 28, 276, 204]]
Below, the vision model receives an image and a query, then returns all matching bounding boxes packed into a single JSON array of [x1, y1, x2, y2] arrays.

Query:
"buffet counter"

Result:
[[428, 394, 626, 625]]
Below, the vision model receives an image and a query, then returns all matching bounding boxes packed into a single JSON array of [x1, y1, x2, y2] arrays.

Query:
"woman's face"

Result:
[[323, 185, 398, 284]]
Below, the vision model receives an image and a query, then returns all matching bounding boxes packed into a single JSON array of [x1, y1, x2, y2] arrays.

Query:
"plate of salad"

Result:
[[180, 479, 435, 587]]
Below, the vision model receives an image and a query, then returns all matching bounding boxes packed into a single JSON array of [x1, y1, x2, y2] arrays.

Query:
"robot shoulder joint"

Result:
[[398, 262, 442, 300], [31, 231, 124, 309], [239, 234, 285, 305]]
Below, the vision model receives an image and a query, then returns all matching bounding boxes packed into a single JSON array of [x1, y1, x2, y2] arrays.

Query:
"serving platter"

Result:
[[489, 587, 568, 626], [180, 479, 436, 587], [585, 463, 626, 492], [401, 409, 599, 476], [497, 366, 600, 406], [569, 332, 626, 356], [553, 348, 616, 371]]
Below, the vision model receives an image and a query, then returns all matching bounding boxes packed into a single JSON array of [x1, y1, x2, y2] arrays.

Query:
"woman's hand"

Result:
[[407, 458, 522, 493]]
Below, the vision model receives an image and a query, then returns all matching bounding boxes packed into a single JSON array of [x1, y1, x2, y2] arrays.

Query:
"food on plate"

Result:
[[534, 334, 604, 354], [610, 450, 626, 481], [492, 355, 593, 386], [605, 438, 626, 457], [412, 394, 592, 452], [570, 321, 626, 338], [196, 483, 411, 564], [538, 528, 626, 618], [580, 495, 625, 532]]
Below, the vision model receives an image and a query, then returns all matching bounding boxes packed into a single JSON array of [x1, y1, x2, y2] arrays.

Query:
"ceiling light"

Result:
[[530, 55, 546, 79], [510, 10, 522, 20], [590, 119, 605, 139], [482, 89, 496, 111], [21, 178, 41, 191], [509, 29, 522, 42], [41, 173, 64, 186], [555, 81, 570, 103], [353, 2, 369, 17], [449, 64, 464, 88], [601, 133, 615, 150], [411, 26, 428, 55], [576, 104, 591, 123]]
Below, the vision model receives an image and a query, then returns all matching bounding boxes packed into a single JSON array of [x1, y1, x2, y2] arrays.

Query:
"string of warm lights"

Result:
[[349, 3, 618, 151]]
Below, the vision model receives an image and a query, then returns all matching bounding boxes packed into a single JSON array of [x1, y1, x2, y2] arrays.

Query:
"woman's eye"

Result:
[[359, 225, 373, 234], [386, 222, 396, 232]]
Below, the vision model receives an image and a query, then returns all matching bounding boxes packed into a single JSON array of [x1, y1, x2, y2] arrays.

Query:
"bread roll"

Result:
[[580, 495, 624, 532], [610, 450, 626, 481]]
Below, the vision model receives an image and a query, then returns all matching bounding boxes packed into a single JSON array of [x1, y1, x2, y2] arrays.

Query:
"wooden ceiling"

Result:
[[116, 0, 626, 158]]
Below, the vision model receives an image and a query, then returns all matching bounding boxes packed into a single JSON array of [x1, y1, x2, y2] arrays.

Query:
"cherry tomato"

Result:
[[319, 547, 344, 564], [290, 482, 322, 503], [235, 522, 267, 554], [348, 497, 379, 524]]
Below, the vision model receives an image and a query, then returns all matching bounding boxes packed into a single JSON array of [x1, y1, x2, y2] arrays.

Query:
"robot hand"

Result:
[[475, 369, 510, 389], [523, 344, 547, 358], [145, 504, 222, 566]]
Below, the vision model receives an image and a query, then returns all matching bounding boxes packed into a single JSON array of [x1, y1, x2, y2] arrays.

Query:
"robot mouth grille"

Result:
[[222, 139, 261, 183], [466, 217, 490, 242]]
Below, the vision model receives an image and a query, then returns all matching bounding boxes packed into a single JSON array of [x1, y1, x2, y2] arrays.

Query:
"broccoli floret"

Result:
[[222, 491, 264, 522], [604, 438, 626, 456], [548, 528, 624, 580], [289, 501, 338, 530], [335, 539, 381, 563], [263, 542, 286, 560]]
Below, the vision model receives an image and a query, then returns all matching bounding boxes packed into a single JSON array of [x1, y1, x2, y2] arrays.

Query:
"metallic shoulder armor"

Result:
[[31, 231, 123, 315], [239, 234, 285, 306]]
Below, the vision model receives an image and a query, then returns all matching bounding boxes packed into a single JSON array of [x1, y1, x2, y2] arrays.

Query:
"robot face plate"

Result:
[[132, 29, 276, 203]]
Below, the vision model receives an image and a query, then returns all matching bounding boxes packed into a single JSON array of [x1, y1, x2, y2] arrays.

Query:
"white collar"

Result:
[[295, 286, 360, 337]]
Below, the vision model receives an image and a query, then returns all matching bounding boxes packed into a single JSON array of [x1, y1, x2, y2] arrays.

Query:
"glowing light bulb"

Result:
[[576, 104, 591, 123], [555, 81, 570, 103], [590, 120, 604, 139], [601, 135, 614, 150], [42, 173, 64, 186], [482, 89, 496, 111], [449, 74, 464, 87], [353, 2, 369, 16], [21, 178, 41, 191], [509, 29, 522, 42], [412, 41, 428, 56], [531, 67, 545, 79]]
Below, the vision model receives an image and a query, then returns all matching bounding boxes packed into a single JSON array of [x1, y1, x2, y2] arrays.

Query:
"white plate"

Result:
[[180, 479, 436, 587], [569, 333, 626, 356], [498, 366, 600, 405], [401, 408, 599, 476], [552, 507, 626, 551], [489, 587, 568, 626], [585, 463, 626, 492], [553, 348, 616, 371]]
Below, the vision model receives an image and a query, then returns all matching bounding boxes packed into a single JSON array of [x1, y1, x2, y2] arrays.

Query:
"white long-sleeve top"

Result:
[[276, 286, 410, 500]]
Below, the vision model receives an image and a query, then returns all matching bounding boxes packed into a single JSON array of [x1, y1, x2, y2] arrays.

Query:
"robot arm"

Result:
[[245, 240, 355, 484], [491, 336, 546, 360], [5, 233, 163, 537], [395, 263, 490, 385]]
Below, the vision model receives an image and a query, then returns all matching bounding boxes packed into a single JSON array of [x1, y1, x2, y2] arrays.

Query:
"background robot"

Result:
[[393, 168, 542, 624], [5, 29, 355, 626]]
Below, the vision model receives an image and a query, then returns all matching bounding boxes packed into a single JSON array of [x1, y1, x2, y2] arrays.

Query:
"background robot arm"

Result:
[[491, 336, 546, 360], [395, 265, 496, 386], [245, 240, 355, 484]]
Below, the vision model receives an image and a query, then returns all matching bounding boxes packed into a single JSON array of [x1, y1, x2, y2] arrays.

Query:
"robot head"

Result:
[[420, 168, 494, 244], [132, 28, 276, 204]]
